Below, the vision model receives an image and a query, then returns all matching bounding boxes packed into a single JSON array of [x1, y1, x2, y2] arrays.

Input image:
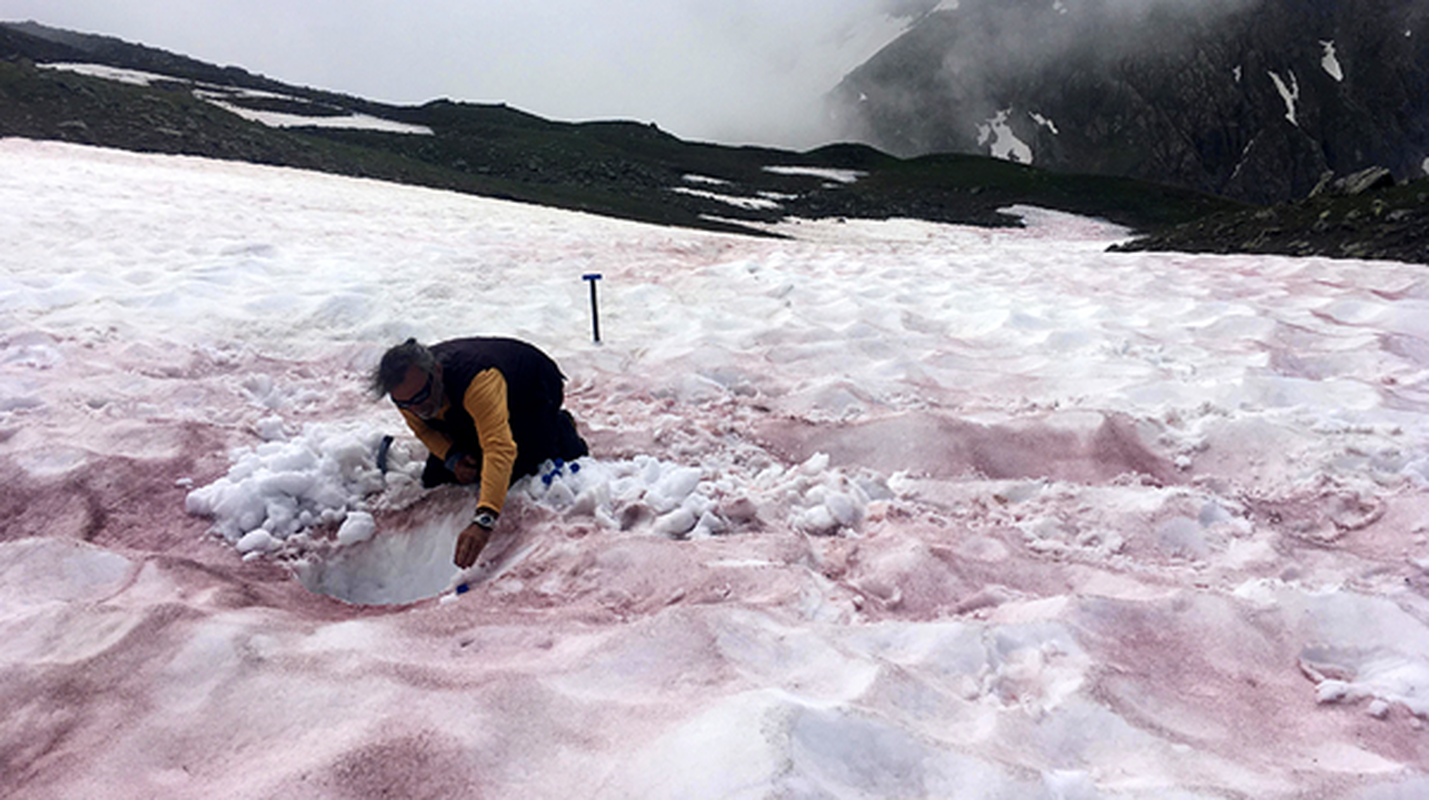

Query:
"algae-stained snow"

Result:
[[3, 139, 1429, 798]]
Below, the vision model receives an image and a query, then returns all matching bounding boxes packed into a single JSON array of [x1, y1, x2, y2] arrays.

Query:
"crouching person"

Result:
[[371, 337, 588, 568]]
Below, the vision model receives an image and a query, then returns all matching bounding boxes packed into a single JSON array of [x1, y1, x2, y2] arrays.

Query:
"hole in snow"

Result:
[[294, 503, 468, 606], [184, 419, 885, 607]]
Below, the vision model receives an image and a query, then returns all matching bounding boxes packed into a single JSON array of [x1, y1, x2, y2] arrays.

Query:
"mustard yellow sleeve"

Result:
[[465, 368, 518, 513], [400, 409, 454, 462]]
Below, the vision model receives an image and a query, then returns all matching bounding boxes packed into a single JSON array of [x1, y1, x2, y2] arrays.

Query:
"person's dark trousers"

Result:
[[420, 409, 588, 489]]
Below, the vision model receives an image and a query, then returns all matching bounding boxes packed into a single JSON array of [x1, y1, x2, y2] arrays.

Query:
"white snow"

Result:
[[4, 138, 1429, 798], [1269, 69, 1302, 126], [977, 108, 1034, 164], [39, 62, 181, 87], [1030, 111, 1060, 135], [682, 173, 731, 186], [193, 91, 436, 135], [668, 186, 783, 210], [1321, 40, 1345, 82], [40, 62, 434, 136], [762, 165, 867, 183]]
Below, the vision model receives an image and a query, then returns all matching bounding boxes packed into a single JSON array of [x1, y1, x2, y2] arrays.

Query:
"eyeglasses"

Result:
[[393, 372, 435, 409]]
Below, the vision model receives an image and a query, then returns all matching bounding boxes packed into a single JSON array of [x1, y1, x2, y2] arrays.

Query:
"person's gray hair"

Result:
[[370, 338, 436, 399]]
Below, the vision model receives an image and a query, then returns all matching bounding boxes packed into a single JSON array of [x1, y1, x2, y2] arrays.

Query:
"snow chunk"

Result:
[[336, 512, 376, 546], [255, 414, 288, 442], [185, 422, 389, 547], [235, 529, 276, 554], [650, 467, 703, 513], [518, 452, 881, 541]]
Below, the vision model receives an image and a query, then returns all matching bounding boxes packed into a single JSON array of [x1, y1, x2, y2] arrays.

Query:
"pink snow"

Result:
[[3, 140, 1429, 798]]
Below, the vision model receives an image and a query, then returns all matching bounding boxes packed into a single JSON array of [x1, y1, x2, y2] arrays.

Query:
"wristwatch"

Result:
[[472, 508, 498, 530]]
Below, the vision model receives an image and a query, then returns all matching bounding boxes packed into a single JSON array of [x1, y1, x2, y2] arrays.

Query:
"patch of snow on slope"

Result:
[[1030, 111, 1059, 135], [668, 186, 782, 210], [978, 109, 1033, 164], [39, 62, 433, 135], [1321, 40, 1345, 82], [762, 166, 867, 184], [1269, 69, 1301, 126], [39, 62, 174, 86], [194, 91, 434, 135]]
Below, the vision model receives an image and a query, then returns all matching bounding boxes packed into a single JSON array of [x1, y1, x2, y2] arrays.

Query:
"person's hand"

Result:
[[452, 454, 480, 485], [453, 507, 498, 569], [454, 523, 490, 569]]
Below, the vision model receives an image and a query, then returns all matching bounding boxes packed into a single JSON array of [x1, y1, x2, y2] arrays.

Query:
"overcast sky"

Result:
[[0, 0, 933, 148]]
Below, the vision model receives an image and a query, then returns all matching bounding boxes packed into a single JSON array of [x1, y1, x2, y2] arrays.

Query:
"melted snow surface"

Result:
[[4, 139, 1429, 798]]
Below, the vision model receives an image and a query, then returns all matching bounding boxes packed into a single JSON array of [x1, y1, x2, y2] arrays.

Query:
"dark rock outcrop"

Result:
[[1113, 174, 1429, 262], [830, 0, 1429, 204]]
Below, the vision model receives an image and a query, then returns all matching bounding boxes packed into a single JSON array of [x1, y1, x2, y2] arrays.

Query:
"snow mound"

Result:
[[184, 422, 394, 548], [186, 419, 892, 604]]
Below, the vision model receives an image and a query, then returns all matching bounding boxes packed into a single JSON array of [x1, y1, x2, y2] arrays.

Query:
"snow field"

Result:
[[4, 139, 1429, 798]]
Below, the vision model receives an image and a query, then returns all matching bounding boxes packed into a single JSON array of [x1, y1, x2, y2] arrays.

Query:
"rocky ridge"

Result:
[[831, 0, 1429, 206], [1, 19, 1426, 263]]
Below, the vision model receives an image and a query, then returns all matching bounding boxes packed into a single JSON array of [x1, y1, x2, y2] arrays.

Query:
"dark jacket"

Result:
[[400, 337, 572, 512]]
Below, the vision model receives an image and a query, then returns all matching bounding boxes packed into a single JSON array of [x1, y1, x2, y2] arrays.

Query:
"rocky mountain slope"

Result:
[[0, 20, 1233, 237], [2, 19, 1426, 263], [1113, 166, 1429, 263], [830, 0, 1429, 205]]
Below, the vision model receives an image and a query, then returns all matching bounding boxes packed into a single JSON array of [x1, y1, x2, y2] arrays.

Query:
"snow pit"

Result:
[[182, 421, 466, 604], [295, 509, 468, 605], [185, 417, 882, 605]]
